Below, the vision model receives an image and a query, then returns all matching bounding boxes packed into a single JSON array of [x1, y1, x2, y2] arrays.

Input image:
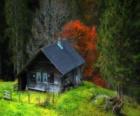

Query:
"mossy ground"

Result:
[[0, 81, 140, 116]]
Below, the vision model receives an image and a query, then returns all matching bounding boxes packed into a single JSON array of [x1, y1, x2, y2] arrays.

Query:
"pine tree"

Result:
[[0, 0, 5, 75], [97, 0, 140, 97], [5, 0, 32, 73]]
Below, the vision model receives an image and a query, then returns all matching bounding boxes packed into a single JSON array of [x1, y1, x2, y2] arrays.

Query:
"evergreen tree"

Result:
[[0, 0, 5, 75], [5, 0, 32, 73], [97, 0, 140, 97]]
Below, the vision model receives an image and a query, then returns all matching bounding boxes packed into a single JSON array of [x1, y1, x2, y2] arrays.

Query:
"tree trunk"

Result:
[[117, 83, 123, 98]]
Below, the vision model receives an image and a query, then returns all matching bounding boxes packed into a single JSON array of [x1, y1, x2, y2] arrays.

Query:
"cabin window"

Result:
[[42, 73, 48, 82], [29, 72, 49, 83], [36, 72, 41, 82], [32, 73, 36, 81]]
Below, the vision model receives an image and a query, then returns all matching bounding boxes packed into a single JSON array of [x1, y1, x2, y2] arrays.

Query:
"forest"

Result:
[[0, 0, 140, 116]]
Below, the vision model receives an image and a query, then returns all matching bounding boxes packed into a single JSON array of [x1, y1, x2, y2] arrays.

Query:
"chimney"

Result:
[[57, 37, 63, 50]]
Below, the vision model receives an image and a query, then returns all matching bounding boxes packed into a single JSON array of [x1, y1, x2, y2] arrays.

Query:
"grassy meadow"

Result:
[[0, 81, 140, 116]]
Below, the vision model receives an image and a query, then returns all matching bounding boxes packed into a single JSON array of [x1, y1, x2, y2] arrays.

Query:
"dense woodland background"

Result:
[[0, 0, 140, 100]]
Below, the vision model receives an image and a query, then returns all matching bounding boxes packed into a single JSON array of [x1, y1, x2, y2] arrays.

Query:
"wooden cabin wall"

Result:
[[18, 52, 84, 92], [28, 55, 62, 79], [24, 52, 62, 91], [27, 53, 59, 74], [75, 67, 82, 85], [62, 67, 83, 87], [61, 71, 75, 90], [53, 69, 62, 85], [60, 66, 83, 90]]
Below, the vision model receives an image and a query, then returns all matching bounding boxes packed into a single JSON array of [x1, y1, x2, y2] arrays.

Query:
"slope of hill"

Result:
[[0, 81, 140, 116]]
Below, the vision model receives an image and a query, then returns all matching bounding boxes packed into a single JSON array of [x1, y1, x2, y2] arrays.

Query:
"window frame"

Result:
[[36, 72, 42, 83]]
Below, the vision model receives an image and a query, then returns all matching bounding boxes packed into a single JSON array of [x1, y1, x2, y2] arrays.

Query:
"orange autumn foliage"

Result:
[[92, 72, 107, 88], [61, 20, 97, 77]]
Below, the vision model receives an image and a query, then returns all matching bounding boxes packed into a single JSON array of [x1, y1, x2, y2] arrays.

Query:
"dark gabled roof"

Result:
[[41, 40, 85, 75], [17, 40, 85, 76]]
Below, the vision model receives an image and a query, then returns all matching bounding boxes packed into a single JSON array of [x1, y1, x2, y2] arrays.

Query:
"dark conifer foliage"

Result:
[[0, 0, 5, 76], [0, 0, 14, 80], [97, 0, 140, 100], [5, 0, 33, 73]]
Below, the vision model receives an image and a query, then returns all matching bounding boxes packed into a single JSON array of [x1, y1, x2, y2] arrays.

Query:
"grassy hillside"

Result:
[[0, 81, 140, 116]]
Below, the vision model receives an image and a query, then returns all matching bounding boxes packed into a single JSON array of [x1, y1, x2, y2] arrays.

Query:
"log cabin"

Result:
[[17, 40, 85, 93]]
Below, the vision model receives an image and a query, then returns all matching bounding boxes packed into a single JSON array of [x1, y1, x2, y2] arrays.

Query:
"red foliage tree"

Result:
[[61, 20, 97, 78], [92, 72, 107, 88]]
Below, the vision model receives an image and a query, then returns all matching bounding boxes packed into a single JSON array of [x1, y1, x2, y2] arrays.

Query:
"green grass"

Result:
[[0, 81, 14, 91], [55, 82, 115, 116], [0, 81, 140, 116], [0, 81, 57, 116], [0, 99, 57, 116], [0, 81, 56, 104], [56, 82, 115, 111]]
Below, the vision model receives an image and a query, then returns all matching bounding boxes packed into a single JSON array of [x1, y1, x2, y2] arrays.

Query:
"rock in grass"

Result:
[[93, 95, 109, 107]]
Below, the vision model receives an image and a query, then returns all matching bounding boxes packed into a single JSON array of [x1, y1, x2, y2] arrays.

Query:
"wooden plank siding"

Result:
[[18, 49, 84, 93], [19, 52, 63, 92]]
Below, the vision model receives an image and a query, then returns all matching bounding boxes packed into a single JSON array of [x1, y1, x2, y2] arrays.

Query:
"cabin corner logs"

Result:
[[17, 40, 85, 93]]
